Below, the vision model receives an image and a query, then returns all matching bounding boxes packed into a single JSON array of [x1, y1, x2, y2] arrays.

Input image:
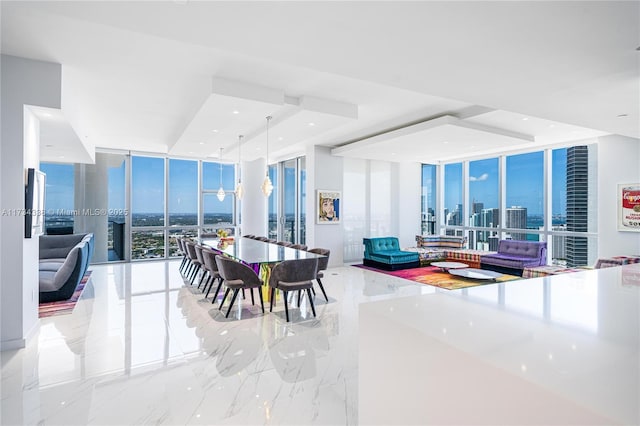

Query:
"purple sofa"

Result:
[[480, 240, 547, 276]]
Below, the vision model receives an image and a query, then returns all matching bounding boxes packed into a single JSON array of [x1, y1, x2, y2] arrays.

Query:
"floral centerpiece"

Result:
[[216, 228, 234, 245]]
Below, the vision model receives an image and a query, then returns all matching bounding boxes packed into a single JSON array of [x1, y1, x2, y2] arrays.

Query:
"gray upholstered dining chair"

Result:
[[215, 255, 265, 318], [200, 248, 223, 300], [184, 241, 202, 284], [194, 244, 208, 287], [177, 238, 189, 273], [276, 241, 293, 247], [256, 236, 269, 242], [290, 244, 308, 250], [307, 248, 330, 302], [268, 258, 319, 322]]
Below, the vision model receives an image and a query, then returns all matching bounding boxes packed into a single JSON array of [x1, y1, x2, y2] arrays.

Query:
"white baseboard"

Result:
[[1, 321, 40, 352]]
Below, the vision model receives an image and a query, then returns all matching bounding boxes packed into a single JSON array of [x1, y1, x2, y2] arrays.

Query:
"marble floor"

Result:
[[1, 260, 638, 425]]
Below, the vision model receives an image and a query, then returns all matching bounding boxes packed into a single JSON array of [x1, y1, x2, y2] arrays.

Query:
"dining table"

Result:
[[200, 236, 325, 301]]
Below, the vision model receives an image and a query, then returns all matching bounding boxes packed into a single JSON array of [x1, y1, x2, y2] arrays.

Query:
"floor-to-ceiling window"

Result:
[[168, 159, 198, 257], [107, 155, 127, 261], [40, 163, 75, 234], [269, 156, 305, 244], [506, 151, 544, 241], [41, 153, 240, 262], [438, 144, 597, 266], [421, 164, 436, 235], [468, 158, 500, 250], [267, 164, 278, 240], [131, 156, 165, 259], [443, 162, 463, 236]]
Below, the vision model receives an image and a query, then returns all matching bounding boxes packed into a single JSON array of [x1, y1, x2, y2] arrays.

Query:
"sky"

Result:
[[431, 148, 568, 217]]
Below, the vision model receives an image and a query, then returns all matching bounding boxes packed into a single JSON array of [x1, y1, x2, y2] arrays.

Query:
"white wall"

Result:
[[341, 157, 422, 263], [396, 162, 422, 248], [597, 135, 640, 258], [1, 55, 62, 350], [306, 146, 344, 267]]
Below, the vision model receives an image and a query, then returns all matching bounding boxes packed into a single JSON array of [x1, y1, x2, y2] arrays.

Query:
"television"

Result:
[[25, 167, 46, 238]]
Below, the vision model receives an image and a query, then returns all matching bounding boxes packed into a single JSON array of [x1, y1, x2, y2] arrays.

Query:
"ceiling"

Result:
[[1, 1, 637, 165]]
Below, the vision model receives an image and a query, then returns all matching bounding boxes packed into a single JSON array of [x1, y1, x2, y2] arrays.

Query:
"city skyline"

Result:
[[432, 149, 569, 217]]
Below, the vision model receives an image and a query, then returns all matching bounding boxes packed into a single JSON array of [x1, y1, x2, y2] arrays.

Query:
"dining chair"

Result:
[[276, 241, 293, 247], [215, 255, 265, 318], [243, 234, 255, 239], [200, 248, 223, 300], [256, 236, 269, 242], [307, 248, 330, 302], [269, 258, 319, 322], [290, 244, 308, 250], [184, 241, 201, 284], [194, 245, 208, 287], [177, 238, 189, 273]]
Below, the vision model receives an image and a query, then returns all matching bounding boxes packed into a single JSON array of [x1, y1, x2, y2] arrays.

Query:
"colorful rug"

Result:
[[38, 271, 92, 318], [354, 264, 521, 290]]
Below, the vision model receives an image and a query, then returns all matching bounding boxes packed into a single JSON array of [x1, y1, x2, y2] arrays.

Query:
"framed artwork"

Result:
[[317, 190, 341, 224], [618, 183, 640, 232]]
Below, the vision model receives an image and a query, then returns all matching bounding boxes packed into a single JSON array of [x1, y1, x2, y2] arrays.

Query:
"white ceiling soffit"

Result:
[[170, 78, 358, 162], [29, 106, 94, 164]]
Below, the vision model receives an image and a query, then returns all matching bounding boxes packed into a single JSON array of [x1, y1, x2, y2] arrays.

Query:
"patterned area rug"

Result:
[[354, 264, 520, 290], [38, 271, 92, 318]]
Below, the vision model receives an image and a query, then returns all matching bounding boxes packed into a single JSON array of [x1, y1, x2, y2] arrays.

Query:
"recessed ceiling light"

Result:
[[548, 124, 556, 128], [308, 122, 315, 126], [58, 155, 65, 159], [199, 142, 204, 145], [391, 152, 396, 155], [212, 129, 218, 133], [443, 141, 449, 144], [278, 137, 284, 141], [232, 110, 239, 115], [188, 151, 194, 154], [42, 113, 52, 118], [470, 145, 476, 149], [522, 117, 529, 121]]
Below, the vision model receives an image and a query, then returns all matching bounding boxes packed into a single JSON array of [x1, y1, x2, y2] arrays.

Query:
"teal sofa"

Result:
[[363, 237, 420, 270]]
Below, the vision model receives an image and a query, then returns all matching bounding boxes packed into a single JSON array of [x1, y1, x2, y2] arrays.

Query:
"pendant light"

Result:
[[261, 115, 274, 197], [217, 147, 225, 202], [235, 135, 244, 200]]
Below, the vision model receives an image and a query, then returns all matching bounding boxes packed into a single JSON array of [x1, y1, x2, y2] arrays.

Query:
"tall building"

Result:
[[566, 146, 589, 266], [487, 235, 500, 251], [472, 201, 484, 215], [552, 224, 567, 263], [506, 206, 528, 240], [447, 204, 463, 226]]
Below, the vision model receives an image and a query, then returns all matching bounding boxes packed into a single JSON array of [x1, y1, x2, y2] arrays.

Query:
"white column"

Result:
[[1, 54, 62, 350], [309, 146, 344, 267], [240, 157, 268, 237], [74, 154, 110, 263]]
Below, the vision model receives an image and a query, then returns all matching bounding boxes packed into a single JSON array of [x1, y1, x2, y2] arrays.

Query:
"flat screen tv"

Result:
[[25, 167, 46, 238]]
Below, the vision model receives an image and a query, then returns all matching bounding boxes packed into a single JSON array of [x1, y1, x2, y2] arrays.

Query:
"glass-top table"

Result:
[[200, 237, 325, 302], [200, 237, 324, 265]]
